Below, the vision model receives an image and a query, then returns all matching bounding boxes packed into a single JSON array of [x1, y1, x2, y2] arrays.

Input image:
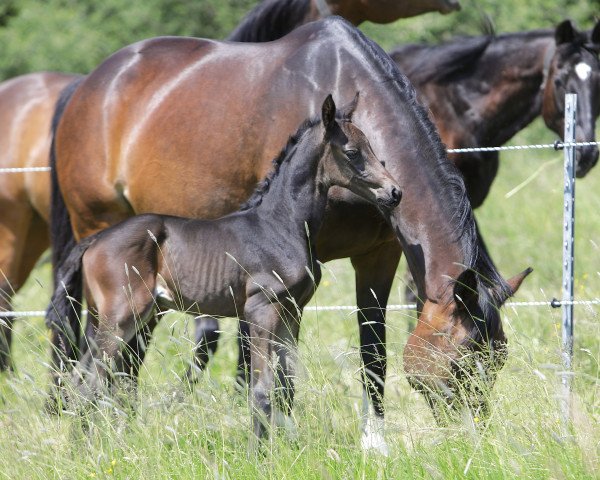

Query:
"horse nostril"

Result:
[[391, 187, 401, 204], [380, 160, 386, 168]]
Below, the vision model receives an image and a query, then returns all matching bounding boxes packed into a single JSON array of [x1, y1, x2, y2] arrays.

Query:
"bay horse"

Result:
[[390, 19, 600, 208], [0, 72, 83, 370], [389, 19, 600, 302], [47, 94, 401, 438], [0, 0, 460, 372], [228, 0, 461, 42], [191, 17, 600, 419], [50, 18, 529, 454]]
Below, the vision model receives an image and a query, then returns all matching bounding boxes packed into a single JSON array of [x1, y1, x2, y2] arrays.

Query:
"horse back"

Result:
[[0, 72, 81, 221]]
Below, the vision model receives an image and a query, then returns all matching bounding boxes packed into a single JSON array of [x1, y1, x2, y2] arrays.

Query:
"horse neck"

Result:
[[256, 128, 328, 238], [427, 33, 554, 147]]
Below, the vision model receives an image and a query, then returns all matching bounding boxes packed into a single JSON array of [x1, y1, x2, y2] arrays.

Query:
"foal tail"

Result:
[[47, 76, 85, 357]]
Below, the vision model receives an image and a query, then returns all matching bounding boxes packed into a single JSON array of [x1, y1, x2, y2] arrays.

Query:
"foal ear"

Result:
[[555, 19, 577, 45], [340, 92, 360, 121], [322, 94, 336, 131]]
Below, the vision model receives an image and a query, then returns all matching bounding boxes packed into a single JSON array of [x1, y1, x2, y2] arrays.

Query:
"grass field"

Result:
[[1, 120, 599, 479]]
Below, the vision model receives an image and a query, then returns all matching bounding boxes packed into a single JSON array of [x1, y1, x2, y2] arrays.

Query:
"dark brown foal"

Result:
[[47, 95, 401, 439]]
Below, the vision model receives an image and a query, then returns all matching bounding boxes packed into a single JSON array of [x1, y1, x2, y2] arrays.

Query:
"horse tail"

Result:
[[45, 235, 96, 334], [47, 76, 85, 357]]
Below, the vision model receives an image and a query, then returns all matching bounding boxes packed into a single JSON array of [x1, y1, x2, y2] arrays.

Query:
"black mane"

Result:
[[239, 116, 319, 211], [334, 18, 511, 337], [228, 0, 311, 42], [390, 35, 492, 85]]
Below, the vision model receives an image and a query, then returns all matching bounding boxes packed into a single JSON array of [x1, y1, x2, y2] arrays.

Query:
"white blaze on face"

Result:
[[575, 62, 592, 81]]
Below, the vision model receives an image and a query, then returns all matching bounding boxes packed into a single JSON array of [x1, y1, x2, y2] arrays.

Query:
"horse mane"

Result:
[[331, 18, 511, 338], [227, 0, 311, 42], [239, 116, 320, 211], [390, 36, 492, 85]]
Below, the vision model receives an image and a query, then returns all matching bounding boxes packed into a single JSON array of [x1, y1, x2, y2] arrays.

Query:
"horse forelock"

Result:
[[227, 0, 311, 42]]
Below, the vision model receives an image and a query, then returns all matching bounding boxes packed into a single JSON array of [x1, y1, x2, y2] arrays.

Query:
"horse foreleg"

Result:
[[351, 242, 401, 456], [186, 315, 221, 383]]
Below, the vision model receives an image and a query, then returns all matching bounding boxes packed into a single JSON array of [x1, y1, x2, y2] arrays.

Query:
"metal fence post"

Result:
[[561, 93, 577, 424]]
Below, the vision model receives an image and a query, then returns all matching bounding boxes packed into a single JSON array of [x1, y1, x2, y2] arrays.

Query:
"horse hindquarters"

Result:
[[75, 224, 162, 399]]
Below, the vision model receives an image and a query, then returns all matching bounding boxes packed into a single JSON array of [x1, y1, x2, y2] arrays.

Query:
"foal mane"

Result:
[[239, 116, 320, 211], [228, 0, 311, 42]]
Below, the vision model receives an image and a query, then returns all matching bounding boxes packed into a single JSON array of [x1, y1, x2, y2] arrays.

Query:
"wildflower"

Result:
[[89, 474, 96, 478], [474, 416, 480, 423], [111, 459, 117, 467]]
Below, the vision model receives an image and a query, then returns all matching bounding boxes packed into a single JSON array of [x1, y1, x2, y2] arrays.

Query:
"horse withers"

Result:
[[47, 94, 401, 439]]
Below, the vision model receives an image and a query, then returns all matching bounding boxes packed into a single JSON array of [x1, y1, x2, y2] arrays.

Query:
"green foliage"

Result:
[[0, 0, 255, 79]]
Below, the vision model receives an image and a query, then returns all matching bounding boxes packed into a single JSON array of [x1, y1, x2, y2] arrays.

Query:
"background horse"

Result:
[[50, 18, 528, 453], [48, 95, 401, 438], [228, 0, 461, 41], [390, 19, 600, 209], [0, 71, 82, 370]]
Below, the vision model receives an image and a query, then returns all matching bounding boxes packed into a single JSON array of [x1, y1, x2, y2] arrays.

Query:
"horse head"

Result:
[[542, 20, 600, 178], [321, 93, 401, 209], [404, 254, 532, 420]]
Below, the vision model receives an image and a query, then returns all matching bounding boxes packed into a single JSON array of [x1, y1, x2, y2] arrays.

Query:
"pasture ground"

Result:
[[1, 120, 599, 479]]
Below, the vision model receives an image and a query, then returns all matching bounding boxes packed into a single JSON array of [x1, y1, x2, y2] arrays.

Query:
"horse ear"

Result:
[[555, 20, 577, 45], [504, 267, 533, 296], [322, 94, 336, 131], [453, 268, 479, 313], [340, 92, 360, 121]]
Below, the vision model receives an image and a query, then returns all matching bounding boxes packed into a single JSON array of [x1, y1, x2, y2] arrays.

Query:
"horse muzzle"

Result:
[[376, 185, 402, 208], [440, 0, 461, 14], [575, 144, 599, 178]]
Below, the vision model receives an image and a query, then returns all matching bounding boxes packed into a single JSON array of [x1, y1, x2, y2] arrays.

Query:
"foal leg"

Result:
[[351, 242, 401, 456], [246, 297, 300, 442]]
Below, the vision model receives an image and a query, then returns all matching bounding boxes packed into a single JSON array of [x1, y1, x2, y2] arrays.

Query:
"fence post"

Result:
[[561, 93, 577, 424]]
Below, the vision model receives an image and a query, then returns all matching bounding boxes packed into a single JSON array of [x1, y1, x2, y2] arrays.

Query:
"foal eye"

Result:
[[344, 149, 359, 160]]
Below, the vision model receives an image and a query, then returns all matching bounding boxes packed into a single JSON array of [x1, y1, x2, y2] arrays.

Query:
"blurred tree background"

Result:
[[0, 0, 598, 81]]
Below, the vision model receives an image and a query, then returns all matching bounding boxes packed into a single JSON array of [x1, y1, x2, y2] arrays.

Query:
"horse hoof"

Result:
[[361, 430, 390, 456]]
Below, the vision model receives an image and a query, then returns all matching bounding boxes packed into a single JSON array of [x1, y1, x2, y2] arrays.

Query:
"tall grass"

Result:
[[1, 119, 599, 478]]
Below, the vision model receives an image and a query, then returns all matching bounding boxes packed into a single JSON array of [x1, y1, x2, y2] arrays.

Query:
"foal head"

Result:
[[320, 94, 401, 209], [542, 20, 600, 178]]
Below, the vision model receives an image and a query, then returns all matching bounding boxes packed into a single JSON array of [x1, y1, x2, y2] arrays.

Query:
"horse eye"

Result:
[[345, 149, 358, 160]]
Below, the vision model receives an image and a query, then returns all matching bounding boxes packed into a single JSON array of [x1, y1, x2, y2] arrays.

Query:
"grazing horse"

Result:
[[50, 18, 529, 454], [228, 0, 461, 42], [48, 95, 401, 438], [390, 19, 600, 208], [0, 72, 83, 370], [191, 18, 600, 410]]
